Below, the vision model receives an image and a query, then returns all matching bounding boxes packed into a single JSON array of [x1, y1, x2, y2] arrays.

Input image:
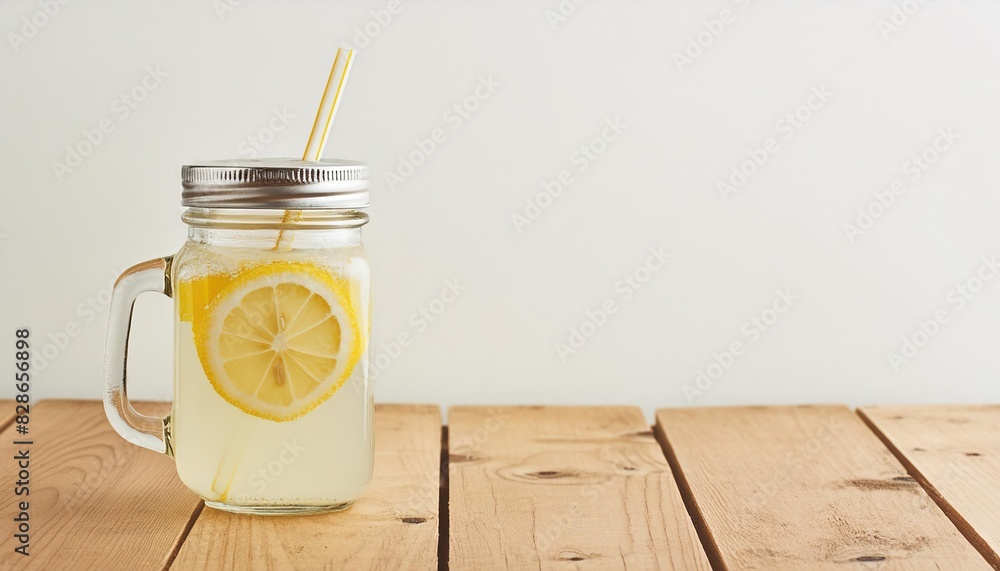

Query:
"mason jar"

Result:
[[104, 159, 373, 515]]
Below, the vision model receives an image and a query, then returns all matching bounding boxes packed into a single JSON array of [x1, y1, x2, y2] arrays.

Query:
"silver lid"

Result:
[[181, 159, 369, 209]]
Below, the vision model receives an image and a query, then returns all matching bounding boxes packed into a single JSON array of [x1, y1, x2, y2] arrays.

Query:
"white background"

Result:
[[1, 0, 998, 418]]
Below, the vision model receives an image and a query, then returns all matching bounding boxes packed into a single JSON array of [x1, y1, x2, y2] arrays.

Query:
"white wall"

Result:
[[1, 0, 998, 418]]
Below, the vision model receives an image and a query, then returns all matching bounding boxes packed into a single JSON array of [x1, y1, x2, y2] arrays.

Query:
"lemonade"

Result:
[[103, 159, 374, 515], [171, 235, 372, 512]]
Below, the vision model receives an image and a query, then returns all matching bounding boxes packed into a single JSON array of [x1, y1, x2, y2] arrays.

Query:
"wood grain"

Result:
[[860, 405, 1000, 568], [171, 404, 442, 570], [655, 405, 990, 570], [0, 401, 14, 432], [448, 406, 710, 570], [0, 400, 202, 571]]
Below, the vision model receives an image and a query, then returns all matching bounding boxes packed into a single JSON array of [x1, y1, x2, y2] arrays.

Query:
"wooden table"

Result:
[[1, 401, 997, 570]]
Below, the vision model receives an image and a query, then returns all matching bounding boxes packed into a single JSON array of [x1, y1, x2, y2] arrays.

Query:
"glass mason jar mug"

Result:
[[104, 159, 373, 515]]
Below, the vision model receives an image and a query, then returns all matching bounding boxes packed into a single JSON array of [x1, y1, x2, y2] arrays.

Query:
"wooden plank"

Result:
[[860, 405, 1000, 568], [0, 400, 202, 570], [172, 404, 442, 570], [655, 405, 991, 570], [448, 405, 711, 570], [0, 400, 14, 432]]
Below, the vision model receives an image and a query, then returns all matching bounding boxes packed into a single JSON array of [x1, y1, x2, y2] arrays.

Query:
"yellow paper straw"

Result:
[[314, 49, 355, 161], [274, 48, 356, 250], [302, 49, 345, 162]]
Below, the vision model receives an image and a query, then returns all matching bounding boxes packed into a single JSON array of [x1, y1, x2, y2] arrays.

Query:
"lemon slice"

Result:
[[194, 262, 361, 421]]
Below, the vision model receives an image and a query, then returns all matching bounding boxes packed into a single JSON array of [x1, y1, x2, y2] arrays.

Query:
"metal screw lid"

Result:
[[181, 158, 369, 209]]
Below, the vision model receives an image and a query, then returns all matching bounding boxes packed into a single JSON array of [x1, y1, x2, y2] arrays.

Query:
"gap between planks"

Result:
[[0, 400, 202, 571], [0, 400, 16, 434], [447, 405, 711, 570], [438, 426, 449, 571], [859, 406, 1000, 570], [162, 500, 205, 571], [654, 419, 728, 571], [655, 405, 992, 570], [170, 404, 442, 570]]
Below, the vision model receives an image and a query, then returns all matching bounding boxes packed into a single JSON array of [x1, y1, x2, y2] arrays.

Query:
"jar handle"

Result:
[[103, 257, 173, 455]]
